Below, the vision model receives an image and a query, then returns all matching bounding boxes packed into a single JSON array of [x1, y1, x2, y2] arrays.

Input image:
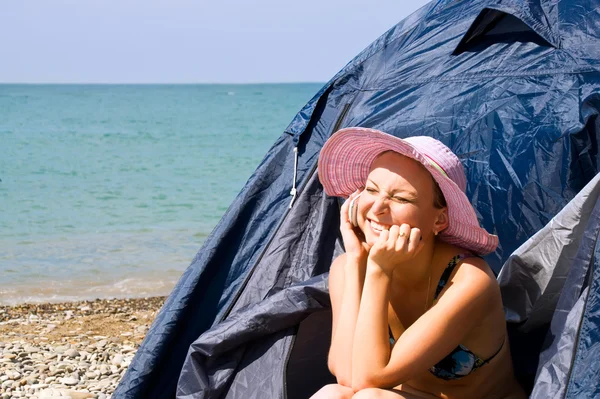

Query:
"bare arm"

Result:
[[351, 265, 392, 390], [352, 256, 495, 390], [327, 253, 366, 386], [328, 191, 370, 386]]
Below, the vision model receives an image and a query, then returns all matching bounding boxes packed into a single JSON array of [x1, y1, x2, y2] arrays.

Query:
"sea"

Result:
[[0, 83, 322, 305]]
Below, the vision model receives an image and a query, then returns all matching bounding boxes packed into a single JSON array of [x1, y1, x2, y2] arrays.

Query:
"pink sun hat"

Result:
[[318, 127, 498, 255]]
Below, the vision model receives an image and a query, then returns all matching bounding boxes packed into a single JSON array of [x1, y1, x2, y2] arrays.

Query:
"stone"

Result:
[[59, 377, 79, 386], [53, 346, 69, 354], [110, 354, 123, 366], [64, 349, 79, 358], [60, 390, 95, 399], [1, 380, 14, 389], [23, 345, 39, 353]]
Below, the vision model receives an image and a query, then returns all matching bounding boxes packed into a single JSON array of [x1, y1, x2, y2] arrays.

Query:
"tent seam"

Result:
[[339, 68, 599, 91]]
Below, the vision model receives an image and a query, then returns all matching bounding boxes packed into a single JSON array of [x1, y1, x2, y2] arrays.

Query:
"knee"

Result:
[[310, 384, 354, 399], [352, 388, 386, 399]]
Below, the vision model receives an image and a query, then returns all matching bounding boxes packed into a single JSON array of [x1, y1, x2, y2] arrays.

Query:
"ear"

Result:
[[433, 207, 449, 234]]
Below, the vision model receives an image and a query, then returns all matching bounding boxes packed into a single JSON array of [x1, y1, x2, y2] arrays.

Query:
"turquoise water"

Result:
[[0, 84, 321, 305]]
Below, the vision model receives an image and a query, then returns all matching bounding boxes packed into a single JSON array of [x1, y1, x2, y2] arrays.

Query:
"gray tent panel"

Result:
[[499, 173, 600, 396], [564, 243, 600, 397], [531, 287, 587, 398], [499, 172, 600, 328], [533, 205, 600, 398]]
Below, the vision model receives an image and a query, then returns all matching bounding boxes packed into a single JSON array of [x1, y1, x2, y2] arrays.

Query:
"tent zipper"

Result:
[[563, 235, 598, 399], [289, 146, 299, 208], [219, 100, 353, 324], [332, 102, 352, 133], [282, 328, 299, 399], [288, 102, 350, 208], [218, 153, 320, 323], [282, 102, 352, 399]]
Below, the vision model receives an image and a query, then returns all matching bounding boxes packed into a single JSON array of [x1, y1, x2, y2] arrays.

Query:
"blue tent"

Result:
[[115, 0, 600, 397]]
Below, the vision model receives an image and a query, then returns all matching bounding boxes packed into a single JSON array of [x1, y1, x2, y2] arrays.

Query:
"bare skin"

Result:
[[311, 152, 526, 399]]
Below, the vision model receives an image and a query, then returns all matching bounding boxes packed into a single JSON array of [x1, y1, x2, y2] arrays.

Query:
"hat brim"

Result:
[[318, 127, 498, 255]]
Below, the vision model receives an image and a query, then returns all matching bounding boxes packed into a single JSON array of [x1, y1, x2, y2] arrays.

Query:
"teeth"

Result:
[[369, 220, 389, 232]]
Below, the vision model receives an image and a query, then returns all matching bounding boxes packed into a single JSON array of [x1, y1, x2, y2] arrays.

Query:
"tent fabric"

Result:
[[497, 173, 600, 395], [568, 262, 600, 398], [561, 218, 600, 397], [115, 0, 600, 397], [529, 179, 600, 398], [498, 172, 600, 329], [176, 275, 330, 399]]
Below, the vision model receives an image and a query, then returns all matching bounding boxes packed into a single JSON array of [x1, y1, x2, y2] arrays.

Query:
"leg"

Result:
[[310, 384, 355, 399], [353, 388, 435, 399]]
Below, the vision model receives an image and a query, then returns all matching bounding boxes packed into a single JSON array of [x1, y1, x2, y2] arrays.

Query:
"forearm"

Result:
[[352, 264, 393, 390], [328, 256, 365, 385]]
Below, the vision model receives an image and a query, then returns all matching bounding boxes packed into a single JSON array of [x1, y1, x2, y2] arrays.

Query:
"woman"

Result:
[[311, 128, 526, 399]]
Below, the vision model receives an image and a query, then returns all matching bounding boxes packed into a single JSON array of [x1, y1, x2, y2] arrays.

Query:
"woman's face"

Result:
[[356, 152, 446, 247]]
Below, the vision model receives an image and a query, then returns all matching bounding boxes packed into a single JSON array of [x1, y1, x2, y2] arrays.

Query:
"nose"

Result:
[[370, 194, 389, 215]]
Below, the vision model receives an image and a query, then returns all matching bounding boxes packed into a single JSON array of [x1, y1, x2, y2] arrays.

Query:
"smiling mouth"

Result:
[[368, 219, 391, 234]]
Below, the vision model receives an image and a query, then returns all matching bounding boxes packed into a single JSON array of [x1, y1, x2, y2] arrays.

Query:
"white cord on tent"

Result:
[[289, 146, 299, 208]]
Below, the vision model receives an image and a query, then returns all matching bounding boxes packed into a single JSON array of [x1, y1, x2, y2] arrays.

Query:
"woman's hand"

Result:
[[340, 190, 370, 261], [368, 223, 424, 276]]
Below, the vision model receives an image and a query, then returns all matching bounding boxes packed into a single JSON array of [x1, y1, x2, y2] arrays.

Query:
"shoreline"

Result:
[[0, 296, 166, 399]]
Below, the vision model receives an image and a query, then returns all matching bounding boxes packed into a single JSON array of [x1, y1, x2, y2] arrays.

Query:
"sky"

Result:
[[0, 0, 431, 84]]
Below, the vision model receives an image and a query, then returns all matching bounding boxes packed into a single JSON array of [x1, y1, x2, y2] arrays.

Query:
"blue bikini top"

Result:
[[389, 254, 504, 381]]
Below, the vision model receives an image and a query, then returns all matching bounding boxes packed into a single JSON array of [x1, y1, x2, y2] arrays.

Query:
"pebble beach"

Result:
[[0, 297, 166, 399]]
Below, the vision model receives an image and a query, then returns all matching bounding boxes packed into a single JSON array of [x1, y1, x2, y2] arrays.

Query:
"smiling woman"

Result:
[[312, 128, 526, 399]]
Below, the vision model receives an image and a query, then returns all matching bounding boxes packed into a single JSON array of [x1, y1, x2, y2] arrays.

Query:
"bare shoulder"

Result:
[[435, 244, 499, 304], [456, 254, 496, 282], [451, 255, 500, 304]]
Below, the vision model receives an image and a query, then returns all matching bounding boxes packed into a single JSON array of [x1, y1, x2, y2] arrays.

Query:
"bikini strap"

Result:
[[433, 253, 475, 299], [473, 339, 505, 369]]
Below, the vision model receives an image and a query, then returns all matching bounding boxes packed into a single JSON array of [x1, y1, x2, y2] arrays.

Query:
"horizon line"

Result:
[[0, 81, 327, 85]]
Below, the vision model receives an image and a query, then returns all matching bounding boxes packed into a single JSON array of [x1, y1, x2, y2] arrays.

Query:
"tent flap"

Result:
[[176, 275, 330, 398]]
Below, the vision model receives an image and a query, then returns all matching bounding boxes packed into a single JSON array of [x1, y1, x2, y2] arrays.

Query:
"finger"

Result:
[[340, 201, 349, 225], [340, 191, 359, 224], [388, 225, 400, 246], [378, 228, 390, 245], [395, 224, 411, 251], [407, 227, 422, 253], [341, 220, 353, 231], [340, 193, 355, 216]]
